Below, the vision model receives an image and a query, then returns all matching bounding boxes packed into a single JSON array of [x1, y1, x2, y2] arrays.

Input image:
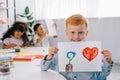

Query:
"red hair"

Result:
[[66, 14, 88, 29]]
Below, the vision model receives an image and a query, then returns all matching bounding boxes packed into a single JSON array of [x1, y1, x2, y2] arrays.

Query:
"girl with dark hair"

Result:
[[2, 21, 29, 49]]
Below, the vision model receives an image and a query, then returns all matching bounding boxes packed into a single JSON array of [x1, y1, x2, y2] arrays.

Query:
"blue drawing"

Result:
[[66, 51, 76, 64]]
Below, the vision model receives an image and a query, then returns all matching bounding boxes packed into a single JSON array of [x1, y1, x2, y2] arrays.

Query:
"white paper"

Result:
[[58, 41, 102, 72]]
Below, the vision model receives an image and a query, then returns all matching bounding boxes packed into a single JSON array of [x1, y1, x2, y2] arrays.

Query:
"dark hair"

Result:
[[2, 21, 29, 46], [33, 23, 41, 31]]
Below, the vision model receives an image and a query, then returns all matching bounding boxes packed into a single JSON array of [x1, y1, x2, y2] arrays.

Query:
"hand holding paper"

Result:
[[46, 46, 58, 60], [102, 50, 112, 64]]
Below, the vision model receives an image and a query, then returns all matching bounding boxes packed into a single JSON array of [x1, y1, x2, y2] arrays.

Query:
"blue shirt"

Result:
[[40, 54, 113, 80]]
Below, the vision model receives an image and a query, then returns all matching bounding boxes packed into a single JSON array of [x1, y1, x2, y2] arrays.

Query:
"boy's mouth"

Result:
[[71, 40, 82, 42]]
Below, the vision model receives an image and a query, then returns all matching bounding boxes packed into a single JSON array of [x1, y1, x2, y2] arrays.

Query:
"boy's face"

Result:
[[65, 24, 88, 42], [14, 31, 24, 39], [36, 25, 44, 35]]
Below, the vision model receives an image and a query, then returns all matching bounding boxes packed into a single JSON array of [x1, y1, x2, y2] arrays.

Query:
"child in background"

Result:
[[2, 21, 29, 49], [40, 14, 113, 80], [33, 23, 50, 47]]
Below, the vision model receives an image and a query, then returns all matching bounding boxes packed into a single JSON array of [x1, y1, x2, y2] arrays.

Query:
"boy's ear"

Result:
[[65, 29, 68, 35]]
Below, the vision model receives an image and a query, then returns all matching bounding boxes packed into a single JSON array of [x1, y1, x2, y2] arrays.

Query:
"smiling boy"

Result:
[[40, 14, 113, 80]]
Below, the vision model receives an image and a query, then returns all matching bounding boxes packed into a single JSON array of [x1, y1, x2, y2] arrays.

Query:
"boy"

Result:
[[40, 14, 113, 80]]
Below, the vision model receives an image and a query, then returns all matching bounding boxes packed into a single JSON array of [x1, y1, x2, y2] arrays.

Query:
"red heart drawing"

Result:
[[82, 47, 98, 61]]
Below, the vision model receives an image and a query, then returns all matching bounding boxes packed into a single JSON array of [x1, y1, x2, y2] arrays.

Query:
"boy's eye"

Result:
[[78, 31, 84, 34], [71, 32, 75, 34]]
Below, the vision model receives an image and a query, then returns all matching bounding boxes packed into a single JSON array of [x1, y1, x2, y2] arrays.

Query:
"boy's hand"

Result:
[[102, 50, 112, 64], [46, 46, 58, 61]]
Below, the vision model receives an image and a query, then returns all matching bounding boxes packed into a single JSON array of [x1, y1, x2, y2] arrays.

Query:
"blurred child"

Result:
[[2, 21, 29, 49], [40, 14, 113, 80], [33, 23, 50, 47]]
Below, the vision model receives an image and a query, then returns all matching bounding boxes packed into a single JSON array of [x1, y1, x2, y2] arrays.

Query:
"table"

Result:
[[0, 47, 66, 80], [10, 60, 66, 80], [0, 47, 49, 55]]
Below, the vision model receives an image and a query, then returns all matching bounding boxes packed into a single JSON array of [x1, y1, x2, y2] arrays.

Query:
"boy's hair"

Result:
[[33, 23, 41, 31], [2, 21, 29, 45], [66, 14, 88, 29]]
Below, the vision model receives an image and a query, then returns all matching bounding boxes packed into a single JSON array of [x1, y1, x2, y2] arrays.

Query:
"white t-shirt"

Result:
[[33, 34, 50, 47]]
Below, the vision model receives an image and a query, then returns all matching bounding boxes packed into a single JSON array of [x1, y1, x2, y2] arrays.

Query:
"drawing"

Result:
[[82, 47, 98, 61], [65, 51, 76, 72], [58, 42, 101, 72]]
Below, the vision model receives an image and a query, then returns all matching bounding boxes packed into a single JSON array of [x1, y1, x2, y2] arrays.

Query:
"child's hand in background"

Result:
[[10, 43, 18, 48]]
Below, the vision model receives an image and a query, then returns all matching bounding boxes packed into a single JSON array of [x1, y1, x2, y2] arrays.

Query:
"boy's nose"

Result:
[[73, 33, 80, 41]]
